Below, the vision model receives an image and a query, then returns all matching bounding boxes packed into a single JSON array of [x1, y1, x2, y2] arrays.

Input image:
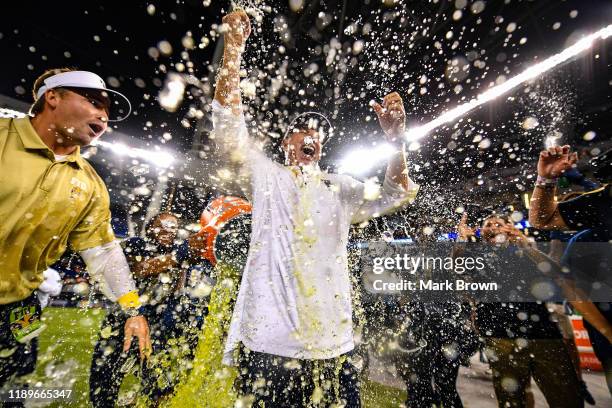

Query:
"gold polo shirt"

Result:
[[0, 117, 115, 304]]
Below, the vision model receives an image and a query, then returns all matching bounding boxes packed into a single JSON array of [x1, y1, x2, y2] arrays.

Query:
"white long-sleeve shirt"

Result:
[[193, 102, 419, 364]]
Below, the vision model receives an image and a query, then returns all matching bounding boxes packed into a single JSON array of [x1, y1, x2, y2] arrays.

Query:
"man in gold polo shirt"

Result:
[[0, 68, 151, 385]]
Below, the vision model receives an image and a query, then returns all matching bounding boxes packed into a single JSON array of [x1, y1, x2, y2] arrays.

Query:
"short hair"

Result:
[[29, 67, 76, 116], [282, 112, 333, 145], [481, 213, 511, 227]]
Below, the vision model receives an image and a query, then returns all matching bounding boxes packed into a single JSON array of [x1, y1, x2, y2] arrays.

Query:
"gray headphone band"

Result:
[[282, 111, 334, 146]]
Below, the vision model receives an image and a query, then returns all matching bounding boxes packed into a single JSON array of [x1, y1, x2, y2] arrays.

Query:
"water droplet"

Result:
[[510, 211, 523, 222], [478, 138, 491, 149], [288, 0, 305, 12], [522, 116, 539, 130], [470, 1, 485, 14], [583, 131, 596, 141], [158, 40, 173, 56]]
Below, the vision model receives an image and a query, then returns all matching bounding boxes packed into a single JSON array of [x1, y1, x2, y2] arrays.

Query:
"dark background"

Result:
[[1, 0, 610, 231]]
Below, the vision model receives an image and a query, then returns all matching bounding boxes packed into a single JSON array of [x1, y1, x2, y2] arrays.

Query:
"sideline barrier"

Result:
[[570, 315, 603, 371]]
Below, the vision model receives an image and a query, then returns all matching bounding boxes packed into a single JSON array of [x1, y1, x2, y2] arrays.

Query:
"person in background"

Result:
[[546, 189, 597, 405], [89, 212, 208, 407], [396, 301, 476, 408], [396, 232, 477, 408], [458, 214, 583, 408], [529, 145, 612, 394]]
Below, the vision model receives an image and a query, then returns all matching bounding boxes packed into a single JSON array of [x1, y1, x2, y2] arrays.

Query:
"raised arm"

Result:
[[346, 92, 419, 224], [528, 145, 577, 229], [372, 92, 412, 191], [214, 10, 251, 111], [181, 10, 255, 197]]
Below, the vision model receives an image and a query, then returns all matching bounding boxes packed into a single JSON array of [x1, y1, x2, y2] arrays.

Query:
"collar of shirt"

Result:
[[13, 117, 85, 169], [286, 163, 323, 186]]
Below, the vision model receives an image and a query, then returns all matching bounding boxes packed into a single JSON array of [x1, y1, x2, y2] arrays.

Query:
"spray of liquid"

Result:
[[405, 24, 612, 142], [231, 0, 268, 22], [340, 24, 612, 175]]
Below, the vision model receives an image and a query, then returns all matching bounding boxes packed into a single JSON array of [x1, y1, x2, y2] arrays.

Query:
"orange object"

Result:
[[570, 315, 603, 371], [196, 196, 252, 266]]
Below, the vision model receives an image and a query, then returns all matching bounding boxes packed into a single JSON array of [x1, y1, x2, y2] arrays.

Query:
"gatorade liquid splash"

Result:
[[163, 197, 251, 408]]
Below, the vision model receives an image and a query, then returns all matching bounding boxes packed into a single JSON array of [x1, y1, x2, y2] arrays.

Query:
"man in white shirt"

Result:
[[195, 10, 419, 406]]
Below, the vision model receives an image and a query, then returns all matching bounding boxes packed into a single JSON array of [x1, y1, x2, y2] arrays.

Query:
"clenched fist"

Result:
[[222, 9, 251, 49]]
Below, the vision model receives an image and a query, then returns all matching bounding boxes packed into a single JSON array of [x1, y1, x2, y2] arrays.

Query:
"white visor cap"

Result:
[[35, 71, 132, 121]]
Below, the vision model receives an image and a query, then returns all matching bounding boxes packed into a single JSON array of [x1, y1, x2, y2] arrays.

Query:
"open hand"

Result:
[[123, 315, 152, 360], [372, 92, 406, 143], [537, 145, 578, 179], [457, 213, 476, 241]]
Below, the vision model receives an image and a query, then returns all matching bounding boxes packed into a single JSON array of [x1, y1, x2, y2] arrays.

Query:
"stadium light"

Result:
[[93, 140, 175, 168], [0, 108, 175, 168], [405, 24, 612, 142], [341, 24, 612, 175], [338, 143, 395, 175]]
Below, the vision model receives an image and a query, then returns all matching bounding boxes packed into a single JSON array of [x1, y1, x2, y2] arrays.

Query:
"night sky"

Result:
[[1, 0, 611, 222]]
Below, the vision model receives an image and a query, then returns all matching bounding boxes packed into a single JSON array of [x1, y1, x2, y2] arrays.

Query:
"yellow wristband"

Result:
[[117, 291, 141, 309]]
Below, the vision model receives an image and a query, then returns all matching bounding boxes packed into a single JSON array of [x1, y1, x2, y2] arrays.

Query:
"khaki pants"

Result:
[[485, 338, 582, 408]]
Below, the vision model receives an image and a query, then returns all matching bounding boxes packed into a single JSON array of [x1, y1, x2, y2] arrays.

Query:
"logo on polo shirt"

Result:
[[70, 177, 88, 200]]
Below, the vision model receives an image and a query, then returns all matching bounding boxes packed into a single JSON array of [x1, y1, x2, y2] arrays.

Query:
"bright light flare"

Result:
[[338, 24, 612, 176], [405, 24, 612, 142], [0, 109, 175, 167], [338, 143, 395, 175], [93, 140, 175, 168]]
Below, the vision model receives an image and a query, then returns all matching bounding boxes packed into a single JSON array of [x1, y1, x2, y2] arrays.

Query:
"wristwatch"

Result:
[[535, 175, 558, 187], [123, 307, 141, 318]]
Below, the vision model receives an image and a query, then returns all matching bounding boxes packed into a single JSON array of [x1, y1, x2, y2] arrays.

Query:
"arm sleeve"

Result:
[[79, 240, 139, 307], [180, 101, 270, 199], [343, 174, 420, 224]]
